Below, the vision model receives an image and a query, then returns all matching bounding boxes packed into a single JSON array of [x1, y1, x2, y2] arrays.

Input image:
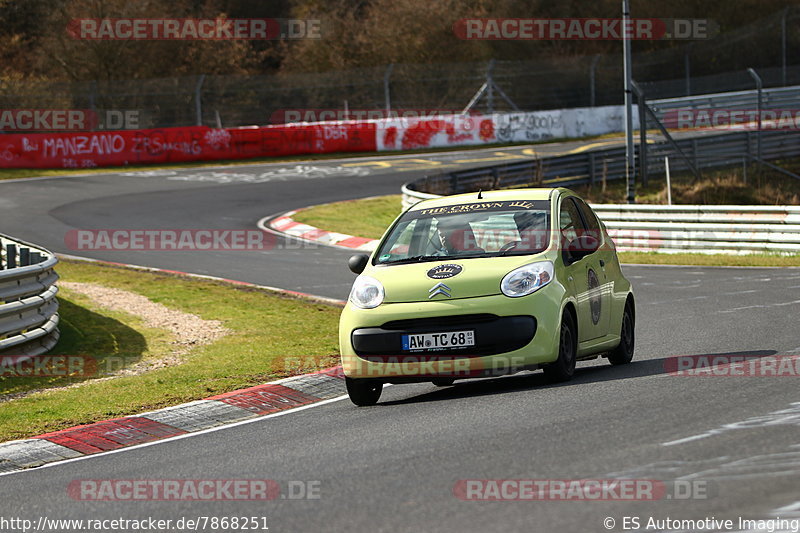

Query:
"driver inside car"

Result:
[[435, 219, 485, 255], [513, 210, 548, 252]]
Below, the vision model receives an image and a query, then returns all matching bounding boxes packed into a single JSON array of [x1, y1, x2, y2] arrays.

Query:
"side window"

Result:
[[573, 197, 602, 242], [386, 220, 417, 256], [415, 218, 441, 256], [393, 218, 436, 257], [559, 197, 585, 246]]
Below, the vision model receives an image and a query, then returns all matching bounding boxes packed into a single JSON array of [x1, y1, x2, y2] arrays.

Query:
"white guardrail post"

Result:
[[0, 233, 60, 358], [401, 185, 800, 255]]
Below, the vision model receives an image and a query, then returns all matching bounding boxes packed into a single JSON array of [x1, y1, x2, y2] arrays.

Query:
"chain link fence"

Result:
[[1, 7, 799, 130]]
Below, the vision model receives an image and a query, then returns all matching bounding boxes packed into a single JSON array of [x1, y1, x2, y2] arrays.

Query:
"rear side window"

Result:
[[572, 197, 602, 241], [559, 197, 585, 244]]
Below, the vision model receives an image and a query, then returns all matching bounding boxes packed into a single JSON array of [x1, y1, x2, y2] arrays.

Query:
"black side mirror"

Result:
[[348, 254, 369, 274]]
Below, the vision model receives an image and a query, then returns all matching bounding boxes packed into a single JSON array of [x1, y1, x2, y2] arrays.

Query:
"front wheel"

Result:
[[543, 311, 577, 383], [608, 300, 635, 365], [345, 377, 382, 406]]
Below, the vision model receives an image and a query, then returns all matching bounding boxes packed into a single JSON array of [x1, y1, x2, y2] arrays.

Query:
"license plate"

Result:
[[402, 330, 475, 351]]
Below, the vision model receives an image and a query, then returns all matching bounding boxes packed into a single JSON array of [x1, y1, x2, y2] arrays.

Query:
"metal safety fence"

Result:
[[402, 124, 800, 254], [2, 5, 800, 130], [401, 185, 800, 255], [0, 234, 60, 357], [405, 129, 800, 200]]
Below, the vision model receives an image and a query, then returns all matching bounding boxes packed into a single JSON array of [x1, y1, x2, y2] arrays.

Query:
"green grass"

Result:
[[618, 251, 800, 267], [1, 298, 155, 398], [573, 160, 800, 205], [0, 259, 343, 442], [290, 195, 800, 267], [292, 195, 403, 240]]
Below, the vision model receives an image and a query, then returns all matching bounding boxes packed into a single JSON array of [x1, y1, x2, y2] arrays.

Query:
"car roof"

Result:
[[407, 187, 567, 212]]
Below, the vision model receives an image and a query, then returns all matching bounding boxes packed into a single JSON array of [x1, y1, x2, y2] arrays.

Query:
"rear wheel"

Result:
[[345, 377, 382, 406], [608, 300, 635, 365], [543, 311, 577, 383]]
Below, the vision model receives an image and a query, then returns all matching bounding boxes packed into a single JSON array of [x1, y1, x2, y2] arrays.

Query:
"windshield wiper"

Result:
[[381, 253, 480, 265], [498, 246, 545, 257], [380, 255, 431, 264], [498, 242, 520, 256]]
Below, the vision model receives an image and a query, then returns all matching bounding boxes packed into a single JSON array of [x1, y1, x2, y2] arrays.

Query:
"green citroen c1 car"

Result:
[[339, 187, 635, 406]]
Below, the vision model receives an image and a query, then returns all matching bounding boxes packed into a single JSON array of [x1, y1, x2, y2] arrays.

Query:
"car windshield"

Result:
[[374, 199, 551, 265]]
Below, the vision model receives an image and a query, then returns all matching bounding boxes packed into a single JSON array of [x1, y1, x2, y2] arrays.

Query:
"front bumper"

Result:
[[352, 315, 536, 358], [339, 286, 565, 380]]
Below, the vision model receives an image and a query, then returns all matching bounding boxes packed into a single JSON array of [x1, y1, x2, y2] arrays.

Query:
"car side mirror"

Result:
[[348, 254, 369, 274]]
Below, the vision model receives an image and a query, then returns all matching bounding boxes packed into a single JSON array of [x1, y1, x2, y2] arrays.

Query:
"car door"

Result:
[[559, 196, 607, 342], [572, 197, 612, 338]]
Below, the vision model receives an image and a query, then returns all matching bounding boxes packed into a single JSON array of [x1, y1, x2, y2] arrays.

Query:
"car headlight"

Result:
[[501, 261, 554, 298], [349, 275, 385, 309]]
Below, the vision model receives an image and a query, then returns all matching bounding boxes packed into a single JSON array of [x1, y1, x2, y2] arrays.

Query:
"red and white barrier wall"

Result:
[[0, 105, 630, 169], [376, 105, 630, 151]]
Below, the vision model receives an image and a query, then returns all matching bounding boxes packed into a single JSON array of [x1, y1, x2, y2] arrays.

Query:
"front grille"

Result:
[[381, 314, 499, 330], [352, 315, 537, 358]]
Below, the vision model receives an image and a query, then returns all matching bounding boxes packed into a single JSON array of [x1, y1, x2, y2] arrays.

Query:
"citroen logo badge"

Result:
[[428, 282, 452, 299]]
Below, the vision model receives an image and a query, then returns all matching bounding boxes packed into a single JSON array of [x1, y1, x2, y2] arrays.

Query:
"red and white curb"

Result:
[[0, 255, 348, 474], [263, 209, 378, 251], [0, 367, 346, 473]]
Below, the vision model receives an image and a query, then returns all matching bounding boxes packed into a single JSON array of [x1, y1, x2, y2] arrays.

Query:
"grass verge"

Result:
[[0, 259, 342, 442], [289, 195, 800, 267], [572, 160, 800, 205], [617, 252, 800, 267], [292, 195, 403, 239]]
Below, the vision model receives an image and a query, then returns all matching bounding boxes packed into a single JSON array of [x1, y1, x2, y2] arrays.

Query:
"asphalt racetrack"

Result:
[[1, 139, 799, 532]]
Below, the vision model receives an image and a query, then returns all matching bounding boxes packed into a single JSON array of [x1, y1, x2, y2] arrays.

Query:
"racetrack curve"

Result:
[[1, 139, 799, 532]]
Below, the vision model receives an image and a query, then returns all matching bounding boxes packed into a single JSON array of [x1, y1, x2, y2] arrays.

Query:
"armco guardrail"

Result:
[[649, 85, 800, 120], [402, 186, 800, 253], [399, 192, 800, 254], [404, 129, 800, 205], [0, 234, 60, 356], [592, 204, 800, 254]]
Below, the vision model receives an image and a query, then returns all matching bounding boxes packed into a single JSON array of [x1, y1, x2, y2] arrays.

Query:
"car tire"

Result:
[[345, 377, 382, 406], [431, 378, 455, 387], [608, 300, 635, 366], [543, 311, 577, 383]]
